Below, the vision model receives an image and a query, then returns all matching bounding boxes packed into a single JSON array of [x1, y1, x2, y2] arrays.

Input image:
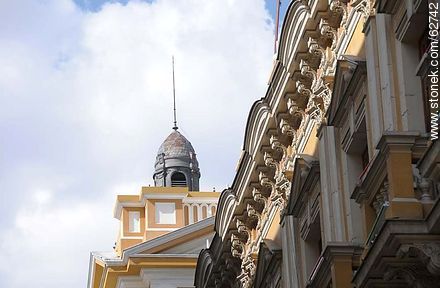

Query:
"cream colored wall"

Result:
[[345, 18, 366, 57], [115, 190, 218, 251], [122, 207, 145, 236], [146, 199, 184, 229], [281, 5, 373, 287]]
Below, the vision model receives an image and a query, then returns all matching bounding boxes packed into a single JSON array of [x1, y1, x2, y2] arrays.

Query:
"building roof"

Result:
[[154, 130, 199, 170], [88, 217, 215, 288], [157, 130, 196, 158]]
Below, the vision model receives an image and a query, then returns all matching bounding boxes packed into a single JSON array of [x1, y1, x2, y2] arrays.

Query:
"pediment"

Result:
[[254, 240, 282, 288], [121, 217, 215, 259], [328, 57, 366, 126], [287, 155, 320, 217], [157, 233, 215, 254]]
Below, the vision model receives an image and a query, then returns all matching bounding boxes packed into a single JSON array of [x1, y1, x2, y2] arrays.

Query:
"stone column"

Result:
[[318, 125, 346, 242], [281, 215, 300, 288]]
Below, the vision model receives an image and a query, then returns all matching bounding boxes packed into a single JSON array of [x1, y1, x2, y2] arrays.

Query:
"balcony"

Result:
[[351, 133, 440, 288]]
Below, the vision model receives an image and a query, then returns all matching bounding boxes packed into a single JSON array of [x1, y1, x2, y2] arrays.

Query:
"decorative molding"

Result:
[[372, 180, 389, 214], [264, 151, 277, 171], [352, 0, 375, 21], [397, 243, 440, 275], [279, 118, 295, 137], [231, 234, 245, 259], [308, 37, 326, 67], [299, 59, 318, 89], [247, 203, 261, 229], [296, 80, 312, 101], [238, 254, 256, 288], [383, 266, 438, 288], [259, 171, 275, 192], [270, 135, 287, 156], [319, 18, 338, 49], [252, 187, 268, 208], [236, 218, 251, 243], [330, 0, 348, 27]]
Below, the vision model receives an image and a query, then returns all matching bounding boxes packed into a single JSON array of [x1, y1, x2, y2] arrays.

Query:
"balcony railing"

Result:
[[365, 200, 389, 250]]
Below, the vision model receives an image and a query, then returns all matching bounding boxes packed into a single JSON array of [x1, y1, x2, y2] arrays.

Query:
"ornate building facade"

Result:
[[88, 130, 220, 288], [195, 1, 438, 288]]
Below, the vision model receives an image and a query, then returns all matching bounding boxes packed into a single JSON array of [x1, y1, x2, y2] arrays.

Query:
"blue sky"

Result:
[[73, 0, 290, 27], [74, 0, 139, 11], [0, 0, 290, 287]]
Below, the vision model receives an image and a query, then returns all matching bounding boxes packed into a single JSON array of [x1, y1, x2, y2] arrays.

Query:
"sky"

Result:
[[0, 0, 289, 287]]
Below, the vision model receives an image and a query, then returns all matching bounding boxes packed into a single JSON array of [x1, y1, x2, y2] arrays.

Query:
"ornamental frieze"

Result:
[[319, 18, 339, 49], [259, 171, 275, 192], [246, 203, 261, 229], [238, 254, 256, 288], [397, 243, 440, 275], [231, 233, 245, 259], [203, 1, 370, 287], [252, 187, 268, 209], [236, 218, 251, 242], [352, 0, 375, 21], [279, 118, 296, 137], [329, 0, 348, 27], [299, 59, 318, 90]]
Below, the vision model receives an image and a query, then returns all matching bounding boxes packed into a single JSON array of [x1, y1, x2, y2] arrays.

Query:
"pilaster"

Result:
[[319, 125, 347, 242], [377, 133, 423, 219], [281, 215, 300, 288], [330, 255, 353, 288]]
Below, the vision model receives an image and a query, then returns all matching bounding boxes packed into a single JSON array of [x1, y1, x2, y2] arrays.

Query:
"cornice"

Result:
[[286, 156, 320, 217], [195, 1, 378, 286], [328, 59, 367, 127], [307, 243, 363, 287], [417, 140, 440, 180]]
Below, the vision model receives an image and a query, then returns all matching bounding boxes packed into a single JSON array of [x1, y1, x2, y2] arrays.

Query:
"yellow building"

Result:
[[88, 130, 220, 288], [195, 1, 438, 288]]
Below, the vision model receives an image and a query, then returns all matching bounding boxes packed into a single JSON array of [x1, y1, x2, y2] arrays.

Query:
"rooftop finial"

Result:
[[172, 56, 178, 131]]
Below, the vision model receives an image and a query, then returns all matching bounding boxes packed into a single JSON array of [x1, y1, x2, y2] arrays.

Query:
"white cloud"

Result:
[[0, 189, 118, 288], [0, 0, 274, 287], [33, 188, 53, 205]]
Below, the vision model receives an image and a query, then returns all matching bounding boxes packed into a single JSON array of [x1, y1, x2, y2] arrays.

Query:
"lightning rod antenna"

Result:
[[274, 0, 281, 54], [172, 56, 178, 130]]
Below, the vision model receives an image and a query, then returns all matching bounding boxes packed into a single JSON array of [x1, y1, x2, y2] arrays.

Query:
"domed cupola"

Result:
[[153, 130, 200, 191]]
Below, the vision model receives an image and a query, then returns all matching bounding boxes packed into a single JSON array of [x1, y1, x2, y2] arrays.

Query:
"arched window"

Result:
[[171, 172, 187, 187]]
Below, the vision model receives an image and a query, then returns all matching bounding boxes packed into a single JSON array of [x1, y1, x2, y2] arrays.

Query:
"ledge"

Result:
[[307, 243, 363, 288]]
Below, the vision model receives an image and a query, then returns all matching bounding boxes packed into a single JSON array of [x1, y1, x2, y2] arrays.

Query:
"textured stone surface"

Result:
[[157, 131, 197, 160], [153, 130, 200, 191]]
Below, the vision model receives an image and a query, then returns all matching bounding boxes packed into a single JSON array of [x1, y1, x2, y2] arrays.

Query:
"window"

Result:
[[155, 202, 176, 224], [171, 172, 187, 187], [128, 211, 140, 233], [301, 192, 322, 279]]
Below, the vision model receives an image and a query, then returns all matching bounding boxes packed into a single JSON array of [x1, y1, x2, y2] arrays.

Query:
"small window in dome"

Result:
[[171, 172, 187, 187]]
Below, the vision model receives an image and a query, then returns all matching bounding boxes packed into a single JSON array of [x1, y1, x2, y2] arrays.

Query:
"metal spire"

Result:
[[172, 56, 178, 131], [274, 0, 281, 54]]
